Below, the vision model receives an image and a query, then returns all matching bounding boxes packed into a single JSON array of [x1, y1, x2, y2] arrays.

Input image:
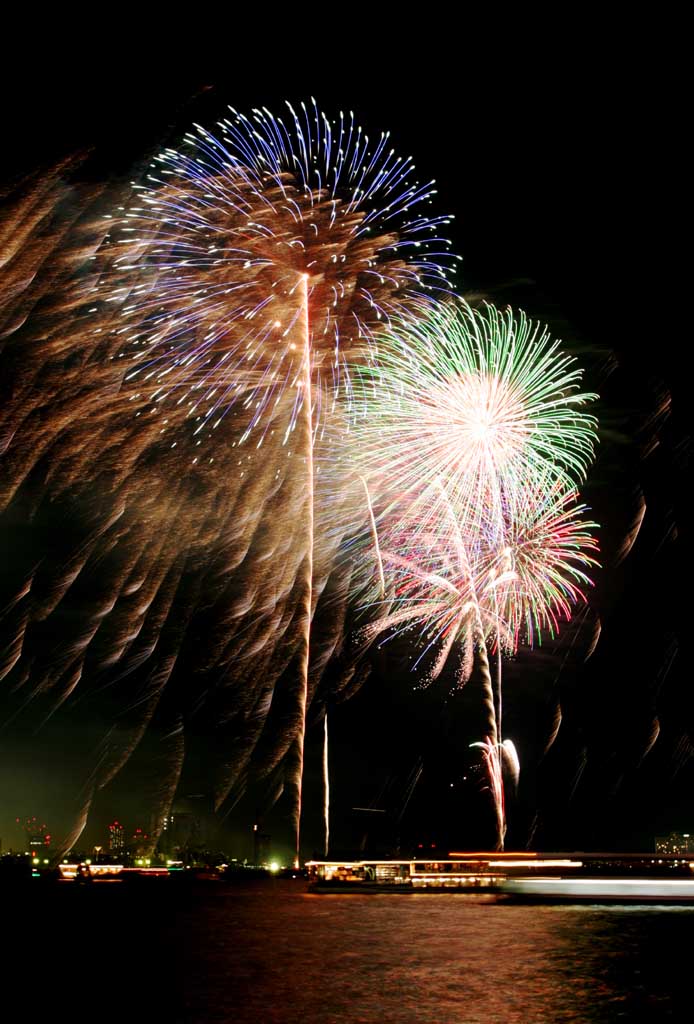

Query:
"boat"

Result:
[[306, 853, 572, 893], [307, 852, 694, 900]]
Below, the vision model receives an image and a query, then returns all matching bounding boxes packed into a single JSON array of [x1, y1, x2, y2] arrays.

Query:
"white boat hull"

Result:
[[501, 877, 694, 902]]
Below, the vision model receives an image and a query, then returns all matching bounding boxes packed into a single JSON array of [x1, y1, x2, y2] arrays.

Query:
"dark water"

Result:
[[7, 880, 693, 1022]]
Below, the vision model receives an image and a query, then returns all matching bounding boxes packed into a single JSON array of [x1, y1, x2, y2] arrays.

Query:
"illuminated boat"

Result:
[[307, 857, 503, 891], [307, 852, 694, 897], [306, 854, 574, 892]]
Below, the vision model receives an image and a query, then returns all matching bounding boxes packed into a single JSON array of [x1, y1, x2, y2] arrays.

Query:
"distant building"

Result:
[[655, 832, 694, 854], [252, 824, 271, 866], [18, 817, 51, 851], [160, 811, 195, 856], [108, 820, 126, 856], [129, 826, 151, 857], [159, 814, 171, 847], [161, 794, 216, 858]]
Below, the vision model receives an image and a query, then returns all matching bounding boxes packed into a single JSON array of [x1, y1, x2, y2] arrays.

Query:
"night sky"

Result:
[[0, 47, 688, 860]]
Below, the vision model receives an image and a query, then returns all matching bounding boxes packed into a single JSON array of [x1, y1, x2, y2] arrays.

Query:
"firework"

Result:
[[0, 105, 457, 857], [355, 299, 597, 543], [106, 100, 457, 447], [491, 479, 600, 649], [353, 300, 599, 847], [104, 101, 459, 862], [358, 481, 598, 683], [355, 478, 597, 848]]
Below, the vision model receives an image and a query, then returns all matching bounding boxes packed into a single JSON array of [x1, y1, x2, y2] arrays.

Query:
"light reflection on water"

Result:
[[177, 882, 693, 1022]]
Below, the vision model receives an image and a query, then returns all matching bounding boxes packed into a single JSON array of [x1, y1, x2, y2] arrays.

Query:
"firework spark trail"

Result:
[[323, 709, 330, 857], [470, 737, 505, 847], [436, 480, 497, 747], [360, 475, 386, 599], [291, 273, 313, 865], [0, 106, 458, 854], [435, 479, 501, 843]]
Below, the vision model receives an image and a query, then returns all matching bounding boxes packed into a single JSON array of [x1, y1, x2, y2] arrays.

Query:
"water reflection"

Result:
[[177, 883, 691, 1022]]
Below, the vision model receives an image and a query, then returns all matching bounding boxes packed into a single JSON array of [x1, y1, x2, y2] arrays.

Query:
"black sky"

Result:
[[0, 43, 688, 858]]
